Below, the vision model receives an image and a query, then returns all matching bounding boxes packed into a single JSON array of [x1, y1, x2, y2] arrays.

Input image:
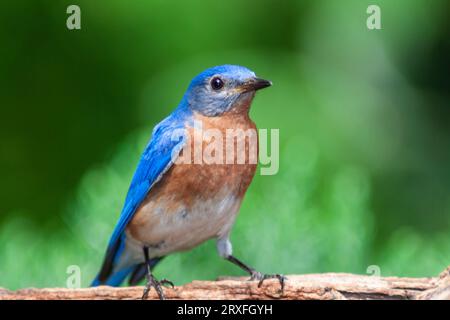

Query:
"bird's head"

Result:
[[184, 65, 271, 117]]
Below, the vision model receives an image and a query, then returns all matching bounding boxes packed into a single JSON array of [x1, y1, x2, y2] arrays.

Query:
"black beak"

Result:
[[241, 77, 272, 92]]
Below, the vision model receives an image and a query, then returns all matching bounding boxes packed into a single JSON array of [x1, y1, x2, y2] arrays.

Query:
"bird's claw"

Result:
[[142, 275, 174, 300], [249, 271, 287, 294], [160, 278, 175, 289]]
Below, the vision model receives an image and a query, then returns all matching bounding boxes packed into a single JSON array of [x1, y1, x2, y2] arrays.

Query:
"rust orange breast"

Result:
[[127, 110, 258, 246]]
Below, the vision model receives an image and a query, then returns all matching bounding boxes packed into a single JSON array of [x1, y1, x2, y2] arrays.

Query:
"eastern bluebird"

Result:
[[91, 65, 284, 299]]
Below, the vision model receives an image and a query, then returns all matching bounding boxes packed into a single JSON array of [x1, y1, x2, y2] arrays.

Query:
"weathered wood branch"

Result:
[[1, 267, 449, 300]]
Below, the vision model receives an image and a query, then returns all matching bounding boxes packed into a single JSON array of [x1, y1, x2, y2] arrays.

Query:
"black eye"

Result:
[[210, 77, 224, 90]]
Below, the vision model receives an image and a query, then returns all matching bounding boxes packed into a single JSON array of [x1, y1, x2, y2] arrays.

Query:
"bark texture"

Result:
[[1, 267, 449, 300]]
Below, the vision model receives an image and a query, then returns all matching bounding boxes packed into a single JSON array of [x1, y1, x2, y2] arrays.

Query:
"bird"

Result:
[[91, 65, 285, 299]]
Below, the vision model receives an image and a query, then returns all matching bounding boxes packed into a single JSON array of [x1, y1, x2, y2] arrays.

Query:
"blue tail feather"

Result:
[[91, 266, 134, 287]]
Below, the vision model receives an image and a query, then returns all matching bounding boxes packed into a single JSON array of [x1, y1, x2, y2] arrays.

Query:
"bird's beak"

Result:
[[240, 77, 272, 93]]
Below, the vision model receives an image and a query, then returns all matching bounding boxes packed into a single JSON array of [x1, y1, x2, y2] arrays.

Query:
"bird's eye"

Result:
[[210, 77, 224, 90]]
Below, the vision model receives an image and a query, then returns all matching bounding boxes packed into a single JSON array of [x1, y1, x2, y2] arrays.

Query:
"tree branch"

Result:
[[1, 267, 449, 300]]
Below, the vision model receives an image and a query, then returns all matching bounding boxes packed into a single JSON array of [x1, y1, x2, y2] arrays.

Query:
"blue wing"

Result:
[[93, 110, 188, 284]]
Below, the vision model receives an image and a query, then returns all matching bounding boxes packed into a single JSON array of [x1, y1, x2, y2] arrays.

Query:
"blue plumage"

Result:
[[92, 65, 279, 295], [93, 105, 191, 285]]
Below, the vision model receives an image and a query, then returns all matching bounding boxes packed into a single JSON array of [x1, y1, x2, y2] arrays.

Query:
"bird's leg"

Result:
[[141, 247, 174, 300], [226, 255, 287, 293]]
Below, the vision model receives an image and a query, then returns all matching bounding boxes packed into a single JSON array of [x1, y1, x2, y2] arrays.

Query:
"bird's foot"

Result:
[[142, 275, 174, 300], [249, 271, 287, 294]]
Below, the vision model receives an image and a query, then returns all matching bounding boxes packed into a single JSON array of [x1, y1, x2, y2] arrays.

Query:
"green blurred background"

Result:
[[0, 0, 449, 289]]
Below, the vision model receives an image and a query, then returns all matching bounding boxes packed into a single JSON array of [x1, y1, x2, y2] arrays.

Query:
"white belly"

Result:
[[120, 188, 242, 267]]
